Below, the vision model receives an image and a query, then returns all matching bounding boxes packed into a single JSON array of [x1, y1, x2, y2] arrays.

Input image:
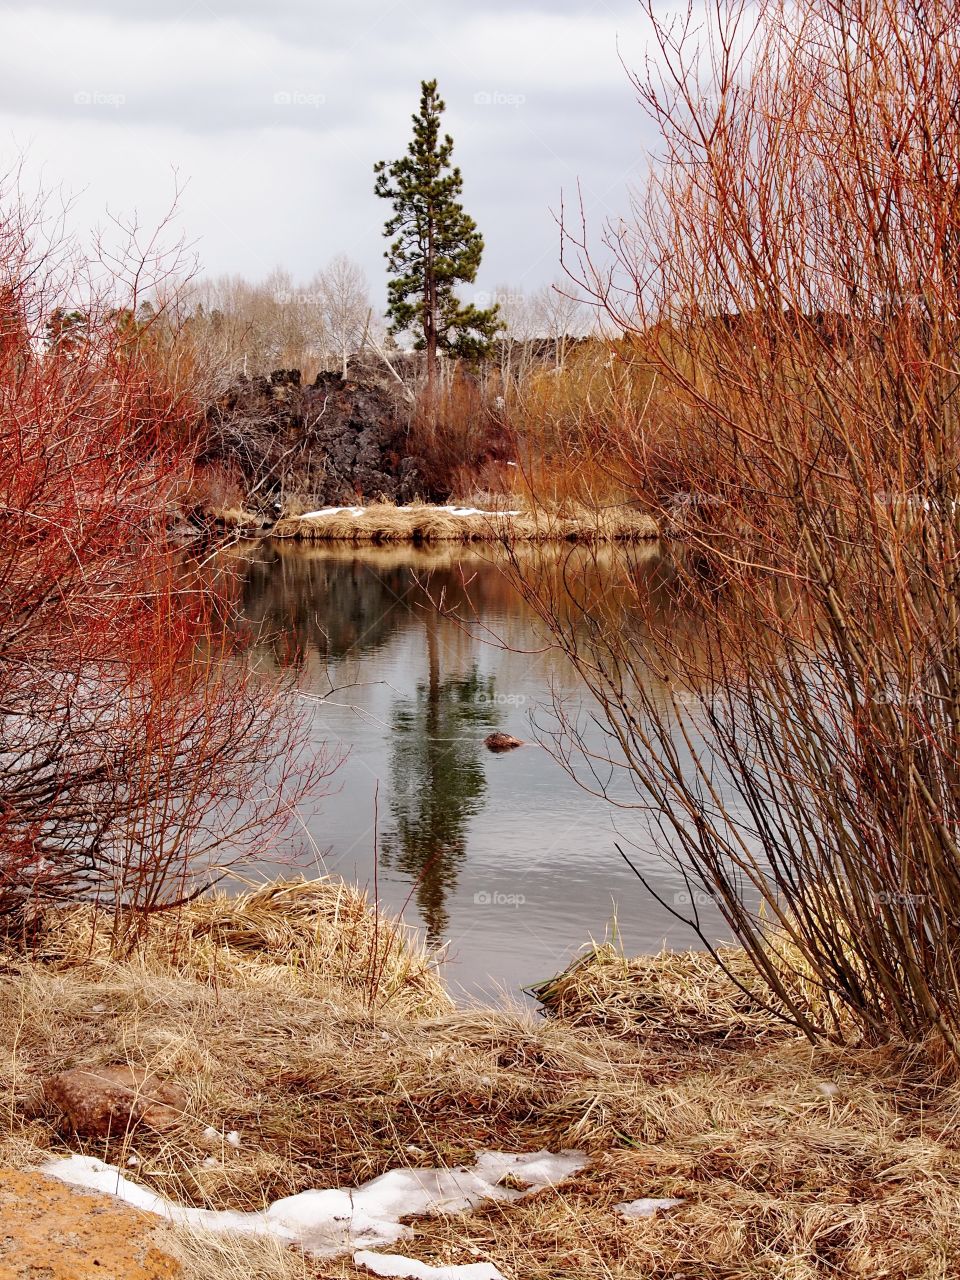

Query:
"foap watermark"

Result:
[[274, 90, 327, 109], [275, 290, 322, 307], [672, 689, 706, 710], [474, 289, 525, 309], [473, 90, 526, 108], [671, 688, 721, 716], [74, 90, 125, 109], [665, 492, 726, 521], [874, 491, 929, 509], [874, 491, 958, 516], [872, 891, 927, 907], [674, 889, 714, 908], [476, 691, 527, 708], [868, 682, 925, 710], [474, 890, 526, 908]]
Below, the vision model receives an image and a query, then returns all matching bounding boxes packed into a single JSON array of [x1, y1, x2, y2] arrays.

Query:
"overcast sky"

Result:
[[0, 0, 654, 307]]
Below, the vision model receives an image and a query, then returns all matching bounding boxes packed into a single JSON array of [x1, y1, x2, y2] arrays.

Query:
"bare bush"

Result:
[[0, 181, 331, 934], [512, 0, 960, 1057]]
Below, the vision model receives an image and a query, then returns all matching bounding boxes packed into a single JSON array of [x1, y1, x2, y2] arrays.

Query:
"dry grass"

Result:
[[271, 502, 658, 545], [530, 942, 792, 1047], [45, 878, 450, 1021], [2, 891, 959, 1278], [162, 1224, 316, 1280], [204, 506, 267, 533]]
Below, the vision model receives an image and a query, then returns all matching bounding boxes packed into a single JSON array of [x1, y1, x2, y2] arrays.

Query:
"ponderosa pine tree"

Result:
[[374, 80, 500, 402]]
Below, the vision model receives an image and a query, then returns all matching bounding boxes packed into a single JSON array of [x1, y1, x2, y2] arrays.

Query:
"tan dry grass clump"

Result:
[[271, 502, 658, 545], [3, 895, 960, 1278], [46, 878, 450, 1021], [205, 506, 266, 533], [160, 1226, 314, 1280], [531, 942, 791, 1047]]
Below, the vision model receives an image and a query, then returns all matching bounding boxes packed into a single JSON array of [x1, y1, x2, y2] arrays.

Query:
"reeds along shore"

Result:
[[270, 502, 659, 544]]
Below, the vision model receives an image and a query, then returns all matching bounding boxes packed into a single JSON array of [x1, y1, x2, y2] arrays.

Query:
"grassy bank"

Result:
[[3, 879, 959, 1278], [270, 502, 658, 544]]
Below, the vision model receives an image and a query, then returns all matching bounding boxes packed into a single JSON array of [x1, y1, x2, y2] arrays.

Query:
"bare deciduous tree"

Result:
[[314, 254, 372, 377]]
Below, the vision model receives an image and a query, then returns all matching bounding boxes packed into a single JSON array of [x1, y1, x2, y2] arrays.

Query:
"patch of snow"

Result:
[[354, 1251, 506, 1279], [299, 507, 365, 519], [40, 1148, 586, 1259], [472, 1150, 585, 1190], [615, 1197, 684, 1219], [226, 1130, 241, 1148], [38, 1154, 281, 1239], [295, 505, 522, 521], [438, 507, 522, 518]]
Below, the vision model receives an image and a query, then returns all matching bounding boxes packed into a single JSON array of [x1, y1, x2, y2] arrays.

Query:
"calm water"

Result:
[[233, 541, 731, 1002]]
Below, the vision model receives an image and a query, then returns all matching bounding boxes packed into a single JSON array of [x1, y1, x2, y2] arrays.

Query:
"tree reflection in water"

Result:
[[381, 614, 502, 941], [234, 545, 514, 941]]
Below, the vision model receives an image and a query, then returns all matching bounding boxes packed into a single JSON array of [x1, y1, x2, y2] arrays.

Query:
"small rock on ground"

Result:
[[42, 1065, 188, 1139]]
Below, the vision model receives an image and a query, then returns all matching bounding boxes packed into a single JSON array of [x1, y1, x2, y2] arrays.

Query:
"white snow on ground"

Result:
[[354, 1252, 506, 1279], [615, 1197, 684, 1219], [40, 1149, 587, 1259], [436, 507, 522, 518], [298, 507, 366, 518], [296, 506, 522, 520]]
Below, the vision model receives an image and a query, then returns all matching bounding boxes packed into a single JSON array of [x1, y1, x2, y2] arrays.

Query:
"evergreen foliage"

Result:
[[374, 80, 501, 376]]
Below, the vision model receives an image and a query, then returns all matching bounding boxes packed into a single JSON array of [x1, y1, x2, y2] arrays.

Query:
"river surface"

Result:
[[232, 540, 731, 1002]]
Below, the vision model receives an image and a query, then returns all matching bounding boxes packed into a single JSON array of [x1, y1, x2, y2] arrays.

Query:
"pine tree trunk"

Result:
[[425, 211, 438, 416]]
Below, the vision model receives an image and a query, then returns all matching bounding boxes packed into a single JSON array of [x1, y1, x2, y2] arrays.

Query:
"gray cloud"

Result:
[[0, 0, 653, 302]]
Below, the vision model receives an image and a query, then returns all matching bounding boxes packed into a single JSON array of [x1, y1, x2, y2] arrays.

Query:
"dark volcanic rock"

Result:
[[306, 370, 417, 503], [202, 369, 423, 507]]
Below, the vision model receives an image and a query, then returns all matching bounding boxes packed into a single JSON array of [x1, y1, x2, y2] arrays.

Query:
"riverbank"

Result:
[[2, 879, 958, 1279], [269, 502, 658, 544]]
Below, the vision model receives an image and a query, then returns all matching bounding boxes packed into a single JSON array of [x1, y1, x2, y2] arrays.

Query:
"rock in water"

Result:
[[484, 733, 524, 753], [43, 1065, 188, 1139]]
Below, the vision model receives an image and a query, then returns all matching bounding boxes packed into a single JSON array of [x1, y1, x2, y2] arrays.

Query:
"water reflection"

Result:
[[224, 540, 733, 998], [235, 545, 524, 937], [382, 654, 501, 940], [237, 542, 526, 668]]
